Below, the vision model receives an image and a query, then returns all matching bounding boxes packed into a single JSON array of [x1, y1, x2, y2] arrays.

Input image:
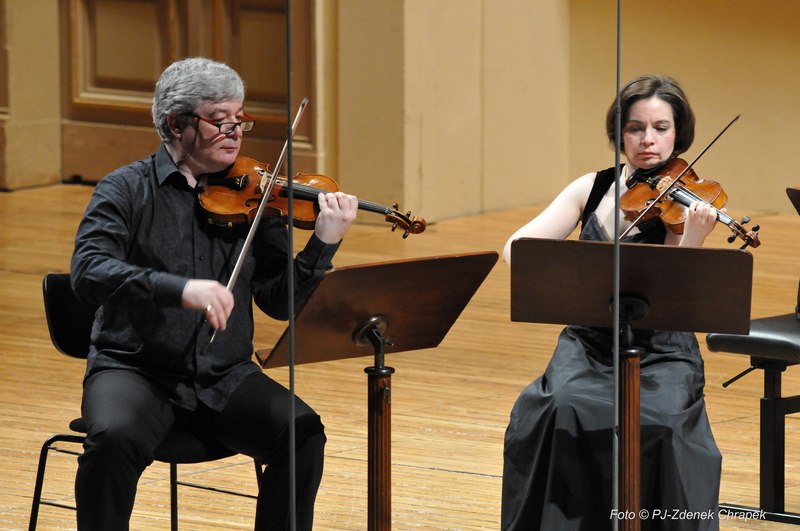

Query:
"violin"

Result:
[[197, 156, 426, 237], [619, 157, 760, 249]]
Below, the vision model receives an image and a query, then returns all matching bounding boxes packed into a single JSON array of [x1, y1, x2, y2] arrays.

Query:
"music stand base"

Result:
[[719, 504, 800, 525]]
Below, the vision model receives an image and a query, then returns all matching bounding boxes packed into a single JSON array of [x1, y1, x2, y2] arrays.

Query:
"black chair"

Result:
[[706, 291, 800, 522], [30, 273, 262, 530]]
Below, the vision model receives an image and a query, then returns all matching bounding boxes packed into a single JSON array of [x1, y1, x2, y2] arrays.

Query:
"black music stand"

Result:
[[260, 251, 498, 530], [510, 238, 753, 529]]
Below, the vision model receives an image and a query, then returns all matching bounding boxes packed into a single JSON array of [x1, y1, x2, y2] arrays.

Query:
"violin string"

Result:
[[667, 182, 743, 233], [285, 180, 394, 216]]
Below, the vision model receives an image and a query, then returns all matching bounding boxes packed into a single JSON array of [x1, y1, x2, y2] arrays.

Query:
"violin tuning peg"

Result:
[[727, 234, 737, 244], [752, 224, 760, 232], [740, 215, 750, 225]]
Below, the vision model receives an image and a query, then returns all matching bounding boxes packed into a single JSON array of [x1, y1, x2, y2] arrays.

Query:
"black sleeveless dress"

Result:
[[501, 168, 721, 531]]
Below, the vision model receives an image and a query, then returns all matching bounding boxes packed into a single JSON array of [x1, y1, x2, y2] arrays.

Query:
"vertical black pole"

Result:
[[612, 1, 623, 530], [285, 1, 296, 530]]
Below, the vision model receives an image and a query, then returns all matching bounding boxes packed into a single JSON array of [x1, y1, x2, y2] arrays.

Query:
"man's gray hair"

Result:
[[152, 57, 245, 143]]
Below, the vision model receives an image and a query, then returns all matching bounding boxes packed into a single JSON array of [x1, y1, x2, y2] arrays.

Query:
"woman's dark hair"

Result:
[[605, 75, 695, 156]]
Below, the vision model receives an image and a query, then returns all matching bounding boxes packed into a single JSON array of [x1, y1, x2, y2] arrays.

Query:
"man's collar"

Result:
[[154, 144, 183, 186]]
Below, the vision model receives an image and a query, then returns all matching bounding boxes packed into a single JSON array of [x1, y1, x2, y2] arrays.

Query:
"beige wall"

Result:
[[1, 1, 61, 189], [403, 0, 484, 221], [481, 1, 570, 213], [337, 0, 406, 214], [3, 1, 798, 220], [335, 0, 570, 223], [569, 0, 800, 216], [334, 0, 800, 225]]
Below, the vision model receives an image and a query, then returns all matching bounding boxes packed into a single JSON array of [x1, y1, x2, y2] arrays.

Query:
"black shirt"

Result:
[[71, 144, 339, 411]]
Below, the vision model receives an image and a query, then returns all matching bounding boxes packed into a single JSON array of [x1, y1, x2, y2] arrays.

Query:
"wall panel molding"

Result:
[[0, 1, 8, 114], [62, 0, 178, 127], [60, 0, 316, 182]]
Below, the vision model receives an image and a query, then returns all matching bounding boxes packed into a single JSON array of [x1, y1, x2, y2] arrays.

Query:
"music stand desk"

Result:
[[511, 238, 753, 528], [511, 238, 752, 333], [262, 251, 498, 530]]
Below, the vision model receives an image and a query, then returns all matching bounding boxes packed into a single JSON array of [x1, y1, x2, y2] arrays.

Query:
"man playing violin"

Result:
[[70, 57, 358, 530], [501, 75, 722, 530]]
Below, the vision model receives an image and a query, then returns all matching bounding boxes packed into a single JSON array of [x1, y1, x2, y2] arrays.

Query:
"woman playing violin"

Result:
[[501, 75, 721, 530], [70, 57, 358, 530]]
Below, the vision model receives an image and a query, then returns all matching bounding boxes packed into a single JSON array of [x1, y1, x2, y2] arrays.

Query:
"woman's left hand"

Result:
[[680, 200, 721, 247]]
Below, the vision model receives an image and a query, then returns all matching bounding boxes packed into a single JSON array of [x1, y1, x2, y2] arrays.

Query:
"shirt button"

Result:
[[198, 255, 205, 261]]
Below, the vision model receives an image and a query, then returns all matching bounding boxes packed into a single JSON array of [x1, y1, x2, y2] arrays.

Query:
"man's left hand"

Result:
[[313, 191, 358, 244]]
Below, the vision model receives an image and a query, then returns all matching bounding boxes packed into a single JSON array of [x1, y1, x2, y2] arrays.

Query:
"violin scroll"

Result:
[[386, 203, 426, 238], [726, 215, 761, 249]]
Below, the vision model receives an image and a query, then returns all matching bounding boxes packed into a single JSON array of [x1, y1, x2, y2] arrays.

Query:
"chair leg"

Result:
[[762, 366, 785, 513], [29, 434, 85, 531], [29, 437, 53, 531], [30, 435, 261, 530], [170, 463, 178, 531], [721, 360, 800, 524]]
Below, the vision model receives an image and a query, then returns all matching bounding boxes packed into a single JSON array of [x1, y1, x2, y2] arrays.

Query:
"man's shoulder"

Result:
[[99, 153, 157, 185], [91, 154, 158, 204]]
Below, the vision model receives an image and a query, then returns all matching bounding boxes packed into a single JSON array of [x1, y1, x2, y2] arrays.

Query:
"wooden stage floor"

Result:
[[1, 183, 799, 530]]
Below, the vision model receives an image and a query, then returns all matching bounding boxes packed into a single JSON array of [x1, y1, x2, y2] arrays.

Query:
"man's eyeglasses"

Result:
[[192, 112, 256, 136]]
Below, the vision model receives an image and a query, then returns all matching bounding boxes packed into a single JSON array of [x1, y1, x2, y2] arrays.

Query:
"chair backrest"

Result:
[[789, 188, 800, 320], [42, 273, 97, 359]]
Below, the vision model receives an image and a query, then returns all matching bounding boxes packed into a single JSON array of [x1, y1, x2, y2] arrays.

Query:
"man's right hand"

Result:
[[182, 279, 234, 331]]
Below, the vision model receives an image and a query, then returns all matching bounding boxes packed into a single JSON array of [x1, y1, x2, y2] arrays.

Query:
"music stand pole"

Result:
[[356, 317, 395, 529], [618, 297, 648, 530]]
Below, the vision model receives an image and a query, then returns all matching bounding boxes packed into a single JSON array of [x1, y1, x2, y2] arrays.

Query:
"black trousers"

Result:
[[75, 369, 325, 530]]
